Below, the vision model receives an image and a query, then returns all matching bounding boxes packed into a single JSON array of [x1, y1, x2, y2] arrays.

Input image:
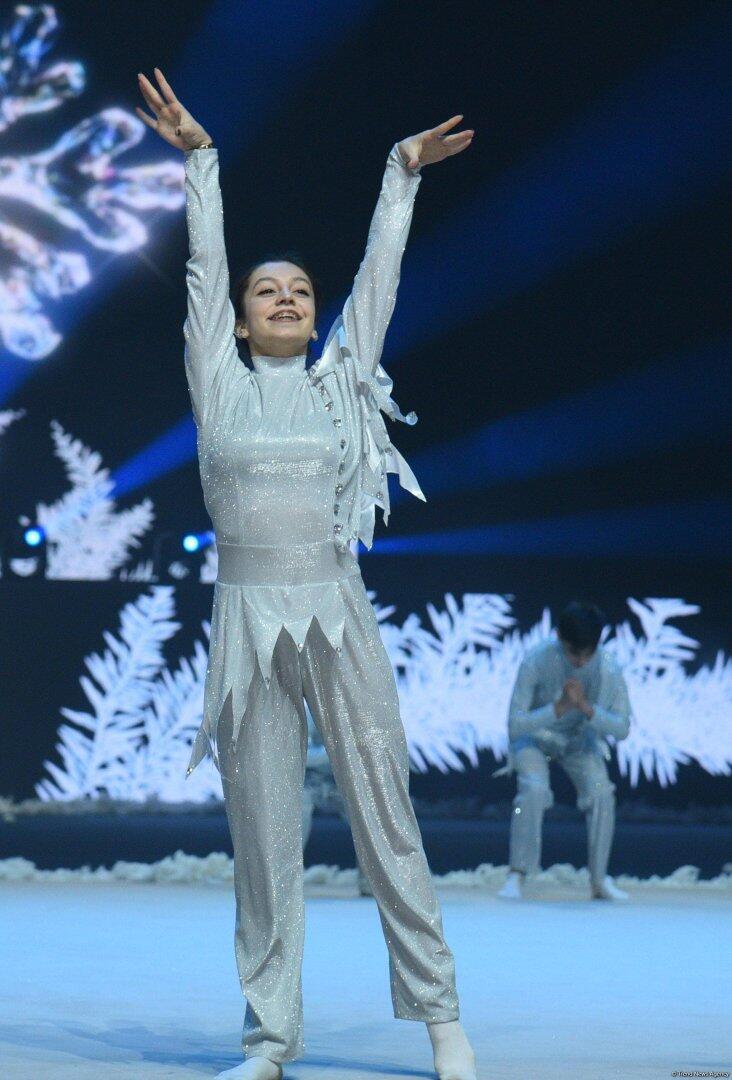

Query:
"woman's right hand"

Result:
[[136, 67, 212, 151]]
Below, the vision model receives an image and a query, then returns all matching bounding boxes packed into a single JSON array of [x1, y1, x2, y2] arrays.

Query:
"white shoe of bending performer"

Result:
[[591, 875, 629, 901], [497, 869, 524, 899], [428, 1020, 477, 1080], [215, 1059, 283, 1080]]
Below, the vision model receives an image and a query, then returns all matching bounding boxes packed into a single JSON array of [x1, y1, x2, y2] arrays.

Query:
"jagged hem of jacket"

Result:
[[186, 584, 350, 776]]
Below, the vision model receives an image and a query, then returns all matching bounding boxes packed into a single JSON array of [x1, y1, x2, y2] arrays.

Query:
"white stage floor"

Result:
[[1, 874, 730, 1080]]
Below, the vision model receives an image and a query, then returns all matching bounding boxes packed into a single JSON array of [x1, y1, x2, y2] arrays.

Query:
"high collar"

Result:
[[250, 352, 307, 375]]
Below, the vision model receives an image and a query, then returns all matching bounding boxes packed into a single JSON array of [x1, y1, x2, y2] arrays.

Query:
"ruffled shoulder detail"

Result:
[[312, 318, 425, 551]]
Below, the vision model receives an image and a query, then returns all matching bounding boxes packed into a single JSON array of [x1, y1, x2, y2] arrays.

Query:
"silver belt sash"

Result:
[[216, 539, 360, 587]]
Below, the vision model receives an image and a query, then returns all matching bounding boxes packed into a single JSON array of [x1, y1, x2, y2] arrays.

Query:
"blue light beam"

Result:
[[174, 0, 379, 159], [112, 414, 197, 496], [112, 12, 732, 497], [366, 498, 732, 558], [386, 13, 732, 359], [396, 339, 732, 504]]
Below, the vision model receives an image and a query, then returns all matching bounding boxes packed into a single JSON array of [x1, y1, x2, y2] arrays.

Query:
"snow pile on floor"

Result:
[[1, 852, 730, 890]]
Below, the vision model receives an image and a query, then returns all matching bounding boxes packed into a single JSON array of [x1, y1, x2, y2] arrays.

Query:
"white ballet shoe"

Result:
[[591, 875, 629, 901], [215, 1058, 283, 1079], [497, 870, 524, 899], [427, 1020, 477, 1080]]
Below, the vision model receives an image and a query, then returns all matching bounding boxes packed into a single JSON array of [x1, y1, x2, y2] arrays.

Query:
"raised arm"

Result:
[[136, 68, 241, 428], [340, 116, 473, 377], [181, 147, 240, 427]]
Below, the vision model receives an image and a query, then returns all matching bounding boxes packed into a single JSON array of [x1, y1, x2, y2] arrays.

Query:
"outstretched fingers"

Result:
[[137, 72, 164, 114], [432, 114, 464, 137], [153, 66, 178, 106], [442, 129, 474, 155], [135, 105, 158, 130]]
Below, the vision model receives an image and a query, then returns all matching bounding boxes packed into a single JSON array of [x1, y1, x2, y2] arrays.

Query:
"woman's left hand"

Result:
[[397, 115, 474, 170]]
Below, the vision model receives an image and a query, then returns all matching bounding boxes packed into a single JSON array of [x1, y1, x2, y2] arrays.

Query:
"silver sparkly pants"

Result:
[[216, 573, 459, 1064], [509, 743, 616, 885]]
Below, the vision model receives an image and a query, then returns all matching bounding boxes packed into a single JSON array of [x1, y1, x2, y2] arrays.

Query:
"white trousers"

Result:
[[216, 573, 459, 1064], [508, 743, 617, 885]]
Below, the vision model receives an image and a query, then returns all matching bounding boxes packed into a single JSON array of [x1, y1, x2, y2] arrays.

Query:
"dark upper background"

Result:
[[1, 1, 730, 644]]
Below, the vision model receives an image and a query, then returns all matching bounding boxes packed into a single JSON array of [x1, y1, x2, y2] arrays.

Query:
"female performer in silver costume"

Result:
[[136, 68, 476, 1080]]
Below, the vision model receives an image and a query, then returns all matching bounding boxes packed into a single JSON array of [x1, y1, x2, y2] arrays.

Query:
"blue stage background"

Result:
[[1, 1, 730, 808]]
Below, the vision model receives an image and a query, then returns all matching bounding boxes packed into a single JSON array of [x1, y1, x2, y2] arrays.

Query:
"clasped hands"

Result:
[[554, 679, 595, 721]]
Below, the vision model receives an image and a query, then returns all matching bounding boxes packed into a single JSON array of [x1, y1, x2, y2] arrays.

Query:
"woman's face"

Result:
[[237, 260, 316, 357]]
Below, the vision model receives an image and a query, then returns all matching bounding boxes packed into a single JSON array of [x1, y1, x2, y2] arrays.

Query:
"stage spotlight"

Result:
[[182, 531, 214, 554], [152, 530, 214, 581], [23, 526, 46, 547], [1, 518, 47, 577]]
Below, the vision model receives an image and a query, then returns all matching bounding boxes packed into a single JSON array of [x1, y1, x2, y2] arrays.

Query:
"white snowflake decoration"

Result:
[[36, 587, 181, 800], [119, 560, 155, 582], [0, 406, 25, 434], [35, 590, 731, 803], [608, 598, 732, 786], [1, 407, 25, 577], [0, 3, 184, 360], [34, 419, 154, 579], [199, 542, 218, 584], [394, 593, 518, 772], [122, 622, 221, 803]]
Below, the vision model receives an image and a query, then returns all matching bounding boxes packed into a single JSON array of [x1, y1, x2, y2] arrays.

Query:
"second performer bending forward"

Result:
[[137, 67, 476, 1080]]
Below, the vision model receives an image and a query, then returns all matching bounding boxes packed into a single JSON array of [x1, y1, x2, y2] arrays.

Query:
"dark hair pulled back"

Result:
[[231, 251, 321, 323]]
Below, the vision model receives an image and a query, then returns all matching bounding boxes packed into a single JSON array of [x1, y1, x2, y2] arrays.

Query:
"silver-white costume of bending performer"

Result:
[[182, 145, 459, 1064], [495, 637, 631, 885]]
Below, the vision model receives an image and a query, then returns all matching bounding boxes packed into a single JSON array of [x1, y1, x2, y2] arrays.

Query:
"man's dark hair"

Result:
[[557, 601, 606, 652], [231, 251, 322, 322]]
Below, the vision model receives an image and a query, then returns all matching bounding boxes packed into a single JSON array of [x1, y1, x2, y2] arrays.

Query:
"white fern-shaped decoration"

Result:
[[606, 598, 732, 786], [35, 592, 732, 801], [365, 587, 416, 670], [0, 407, 25, 436], [128, 622, 222, 802], [384, 594, 731, 785], [0, 405, 25, 579], [35, 420, 154, 579], [36, 587, 180, 799], [199, 542, 218, 584], [389, 594, 518, 772], [119, 559, 155, 582]]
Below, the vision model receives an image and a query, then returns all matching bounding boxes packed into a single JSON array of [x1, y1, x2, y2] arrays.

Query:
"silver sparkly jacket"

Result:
[[183, 145, 426, 773]]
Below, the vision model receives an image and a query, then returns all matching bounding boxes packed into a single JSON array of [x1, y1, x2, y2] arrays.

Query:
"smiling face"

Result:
[[235, 260, 316, 358]]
